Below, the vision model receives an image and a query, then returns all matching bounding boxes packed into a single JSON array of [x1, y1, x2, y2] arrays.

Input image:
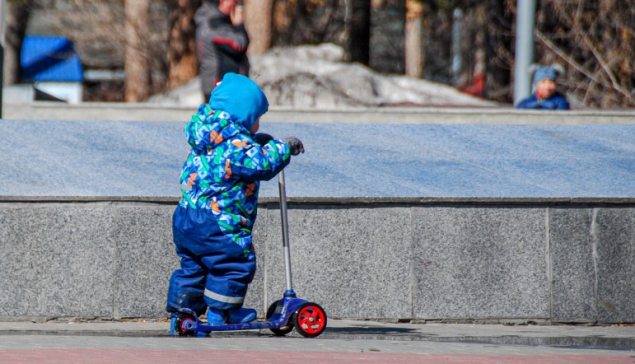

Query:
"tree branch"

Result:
[[581, 35, 632, 100], [535, 30, 614, 93]]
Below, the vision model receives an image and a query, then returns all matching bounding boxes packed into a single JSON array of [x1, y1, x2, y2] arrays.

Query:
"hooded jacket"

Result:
[[195, 2, 250, 98], [516, 92, 570, 110], [178, 74, 290, 249]]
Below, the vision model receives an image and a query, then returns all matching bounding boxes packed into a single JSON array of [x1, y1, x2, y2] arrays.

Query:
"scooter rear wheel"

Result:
[[293, 302, 327, 338], [175, 313, 196, 336], [266, 300, 294, 336]]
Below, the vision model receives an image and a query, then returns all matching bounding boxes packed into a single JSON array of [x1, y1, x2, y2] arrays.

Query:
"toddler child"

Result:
[[517, 65, 569, 110], [166, 73, 304, 328]]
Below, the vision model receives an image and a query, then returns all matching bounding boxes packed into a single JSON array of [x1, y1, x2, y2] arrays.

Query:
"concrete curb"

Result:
[[3, 103, 635, 124], [3, 195, 635, 205], [1, 319, 634, 348]]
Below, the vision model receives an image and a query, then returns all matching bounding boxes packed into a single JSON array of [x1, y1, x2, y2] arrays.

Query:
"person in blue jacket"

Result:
[[167, 73, 304, 328], [516, 65, 569, 110]]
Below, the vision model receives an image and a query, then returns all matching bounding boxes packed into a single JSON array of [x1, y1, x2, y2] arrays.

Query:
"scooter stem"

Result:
[[278, 170, 294, 293]]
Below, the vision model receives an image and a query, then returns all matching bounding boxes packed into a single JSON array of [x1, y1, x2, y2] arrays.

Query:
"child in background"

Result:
[[517, 65, 570, 110], [167, 73, 304, 329]]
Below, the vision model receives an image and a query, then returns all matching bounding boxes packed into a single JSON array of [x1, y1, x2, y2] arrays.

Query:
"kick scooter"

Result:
[[173, 158, 327, 338]]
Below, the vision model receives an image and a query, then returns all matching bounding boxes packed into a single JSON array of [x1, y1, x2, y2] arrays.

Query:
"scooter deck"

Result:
[[184, 319, 282, 333], [177, 297, 308, 334]]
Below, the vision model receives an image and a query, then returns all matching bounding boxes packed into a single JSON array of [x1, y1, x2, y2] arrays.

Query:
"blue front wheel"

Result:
[[266, 300, 294, 336]]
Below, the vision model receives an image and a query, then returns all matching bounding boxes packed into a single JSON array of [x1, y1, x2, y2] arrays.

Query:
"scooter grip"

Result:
[[253, 133, 274, 145]]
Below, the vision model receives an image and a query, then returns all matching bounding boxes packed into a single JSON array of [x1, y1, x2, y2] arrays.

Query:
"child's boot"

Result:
[[227, 307, 257, 323], [206, 308, 227, 325], [169, 315, 177, 335]]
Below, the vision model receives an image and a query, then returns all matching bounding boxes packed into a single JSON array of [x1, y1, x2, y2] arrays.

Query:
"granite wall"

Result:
[[1, 198, 633, 323]]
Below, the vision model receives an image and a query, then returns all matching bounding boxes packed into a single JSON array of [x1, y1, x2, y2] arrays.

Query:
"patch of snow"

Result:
[[148, 43, 496, 108], [147, 77, 205, 106]]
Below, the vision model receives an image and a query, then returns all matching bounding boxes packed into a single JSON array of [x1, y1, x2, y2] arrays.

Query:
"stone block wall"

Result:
[[0, 197, 633, 323]]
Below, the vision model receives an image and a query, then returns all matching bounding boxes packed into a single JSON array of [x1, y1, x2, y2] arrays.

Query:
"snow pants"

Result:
[[166, 205, 256, 315]]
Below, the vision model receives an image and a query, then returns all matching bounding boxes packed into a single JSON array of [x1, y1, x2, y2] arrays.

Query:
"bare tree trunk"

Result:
[[167, 0, 200, 90], [3, 0, 31, 85], [124, 0, 150, 102], [405, 0, 424, 78], [484, 0, 512, 102], [245, 0, 273, 55], [349, 0, 371, 64]]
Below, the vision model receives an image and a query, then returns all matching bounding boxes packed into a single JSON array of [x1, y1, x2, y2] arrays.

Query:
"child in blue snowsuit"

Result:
[[516, 66, 570, 110], [167, 73, 304, 326]]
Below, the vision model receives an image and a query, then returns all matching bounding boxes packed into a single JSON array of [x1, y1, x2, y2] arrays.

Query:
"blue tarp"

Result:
[[20, 36, 83, 82]]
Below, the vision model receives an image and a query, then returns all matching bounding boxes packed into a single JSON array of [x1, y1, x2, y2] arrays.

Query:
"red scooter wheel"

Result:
[[175, 314, 196, 336], [293, 302, 327, 338]]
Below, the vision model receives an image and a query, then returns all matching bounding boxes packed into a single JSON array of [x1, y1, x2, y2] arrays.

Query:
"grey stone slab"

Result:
[[0, 204, 116, 317], [549, 208, 596, 322], [595, 208, 635, 323], [2, 121, 635, 198], [265, 205, 413, 319], [413, 207, 549, 320], [112, 204, 266, 319], [243, 206, 266, 317], [112, 205, 179, 318]]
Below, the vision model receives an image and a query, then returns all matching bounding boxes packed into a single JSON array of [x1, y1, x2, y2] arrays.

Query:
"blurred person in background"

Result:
[[517, 65, 570, 110], [196, 0, 250, 102]]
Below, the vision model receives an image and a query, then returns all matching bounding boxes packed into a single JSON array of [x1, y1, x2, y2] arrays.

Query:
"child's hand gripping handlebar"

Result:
[[281, 137, 304, 155], [253, 133, 305, 156]]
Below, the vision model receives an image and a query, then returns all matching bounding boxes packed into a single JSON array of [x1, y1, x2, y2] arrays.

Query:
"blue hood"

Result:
[[209, 73, 269, 131], [533, 66, 557, 86]]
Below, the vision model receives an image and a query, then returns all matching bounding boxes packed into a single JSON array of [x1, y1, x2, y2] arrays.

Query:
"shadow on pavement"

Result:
[[3, 326, 635, 351]]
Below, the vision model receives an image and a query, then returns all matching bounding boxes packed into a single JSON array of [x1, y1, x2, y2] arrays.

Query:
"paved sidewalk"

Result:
[[2, 319, 635, 342], [1, 320, 634, 363]]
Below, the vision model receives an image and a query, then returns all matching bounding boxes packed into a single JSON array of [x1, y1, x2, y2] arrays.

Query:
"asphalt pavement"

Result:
[[1, 319, 634, 363]]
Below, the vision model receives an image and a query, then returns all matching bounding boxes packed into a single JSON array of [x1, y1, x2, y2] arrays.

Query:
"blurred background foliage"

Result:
[[3, 0, 633, 107]]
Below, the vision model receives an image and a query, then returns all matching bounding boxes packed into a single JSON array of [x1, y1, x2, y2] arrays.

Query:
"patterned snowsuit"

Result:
[[167, 73, 291, 315]]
